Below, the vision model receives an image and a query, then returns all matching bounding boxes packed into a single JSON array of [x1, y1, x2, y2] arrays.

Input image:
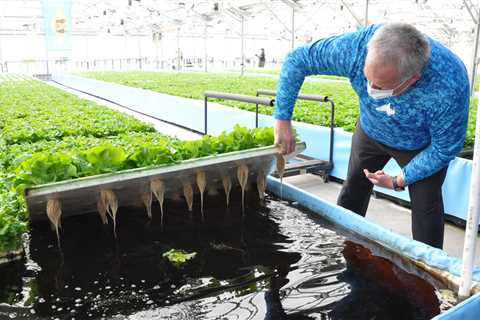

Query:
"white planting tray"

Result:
[[25, 142, 306, 222]]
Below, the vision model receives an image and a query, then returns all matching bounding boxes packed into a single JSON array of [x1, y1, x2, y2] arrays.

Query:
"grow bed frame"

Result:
[[25, 142, 306, 221]]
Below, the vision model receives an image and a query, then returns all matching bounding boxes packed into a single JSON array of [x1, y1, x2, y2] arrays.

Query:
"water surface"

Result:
[[0, 189, 446, 319]]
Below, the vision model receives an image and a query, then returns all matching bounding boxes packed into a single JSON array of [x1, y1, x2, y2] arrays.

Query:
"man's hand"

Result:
[[274, 119, 296, 155], [363, 169, 405, 189]]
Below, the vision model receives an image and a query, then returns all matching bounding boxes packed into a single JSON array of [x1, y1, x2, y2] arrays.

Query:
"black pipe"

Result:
[[255, 92, 260, 128], [257, 88, 335, 175], [329, 100, 335, 168], [204, 96, 208, 135]]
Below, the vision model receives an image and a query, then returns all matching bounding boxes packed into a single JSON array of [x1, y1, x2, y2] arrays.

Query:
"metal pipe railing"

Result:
[[205, 91, 274, 106], [256, 89, 329, 102], [204, 91, 275, 135], [256, 89, 335, 167]]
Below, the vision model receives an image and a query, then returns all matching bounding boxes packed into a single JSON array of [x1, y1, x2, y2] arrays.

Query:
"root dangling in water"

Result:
[[237, 164, 249, 215], [222, 175, 232, 208], [183, 183, 194, 212], [142, 192, 153, 219], [150, 179, 165, 230], [276, 154, 286, 199], [256, 170, 267, 201], [196, 171, 207, 221], [276, 154, 285, 178], [101, 189, 119, 238], [46, 198, 62, 246], [97, 196, 108, 225]]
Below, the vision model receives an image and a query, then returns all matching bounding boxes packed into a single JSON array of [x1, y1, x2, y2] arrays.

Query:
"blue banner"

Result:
[[42, 0, 72, 51]]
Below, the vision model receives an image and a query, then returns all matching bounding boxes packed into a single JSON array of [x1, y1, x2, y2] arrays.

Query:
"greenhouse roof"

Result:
[[0, 0, 478, 46]]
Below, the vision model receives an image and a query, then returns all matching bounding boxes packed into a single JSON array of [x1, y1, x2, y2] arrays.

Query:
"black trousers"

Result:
[[337, 123, 448, 249]]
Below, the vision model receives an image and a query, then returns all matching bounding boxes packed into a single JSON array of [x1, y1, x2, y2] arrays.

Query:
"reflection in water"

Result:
[[329, 241, 440, 319], [0, 188, 445, 319]]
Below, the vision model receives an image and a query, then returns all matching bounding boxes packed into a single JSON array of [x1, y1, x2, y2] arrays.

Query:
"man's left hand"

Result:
[[363, 169, 402, 189]]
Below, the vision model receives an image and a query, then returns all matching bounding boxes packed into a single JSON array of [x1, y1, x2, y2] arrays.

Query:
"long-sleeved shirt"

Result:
[[274, 24, 470, 185]]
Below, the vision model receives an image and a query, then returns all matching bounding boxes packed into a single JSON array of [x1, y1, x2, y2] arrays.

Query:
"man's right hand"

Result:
[[274, 119, 296, 155]]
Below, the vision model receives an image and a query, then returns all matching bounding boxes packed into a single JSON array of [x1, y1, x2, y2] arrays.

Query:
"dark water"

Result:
[[0, 187, 446, 319]]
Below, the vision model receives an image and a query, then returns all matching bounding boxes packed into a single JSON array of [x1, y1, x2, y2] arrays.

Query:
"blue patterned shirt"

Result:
[[274, 24, 470, 185]]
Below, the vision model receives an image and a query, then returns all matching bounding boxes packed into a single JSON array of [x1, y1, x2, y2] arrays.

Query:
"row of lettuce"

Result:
[[80, 71, 479, 148], [0, 79, 275, 254]]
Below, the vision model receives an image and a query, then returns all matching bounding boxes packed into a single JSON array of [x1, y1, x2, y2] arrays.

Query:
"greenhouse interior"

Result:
[[2, 0, 480, 319]]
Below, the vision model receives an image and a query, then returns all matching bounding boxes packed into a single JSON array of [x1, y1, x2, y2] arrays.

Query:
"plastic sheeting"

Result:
[[266, 175, 480, 318], [266, 176, 480, 281], [434, 292, 480, 319], [51, 74, 473, 222]]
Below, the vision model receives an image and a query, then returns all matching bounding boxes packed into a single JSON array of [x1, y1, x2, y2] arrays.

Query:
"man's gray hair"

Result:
[[367, 23, 431, 79]]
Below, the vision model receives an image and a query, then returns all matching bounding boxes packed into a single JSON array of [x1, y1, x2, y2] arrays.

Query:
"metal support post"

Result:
[[470, 5, 480, 95], [176, 28, 181, 71], [340, 0, 364, 28], [291, 7, 295, 49], [365, 0, 369, 26], [241, 16, 245, 76], [204, 23, 208, 72]]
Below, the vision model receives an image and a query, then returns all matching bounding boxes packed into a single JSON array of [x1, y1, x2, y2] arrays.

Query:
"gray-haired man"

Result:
[[273, 23, 470, 248]]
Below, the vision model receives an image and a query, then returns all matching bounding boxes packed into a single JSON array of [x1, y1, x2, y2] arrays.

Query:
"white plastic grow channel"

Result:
[[459, 65, 480, 298], [24, 142, 306, 223]]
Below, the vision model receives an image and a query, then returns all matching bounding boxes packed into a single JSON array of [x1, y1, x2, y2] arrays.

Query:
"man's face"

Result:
[[363, 49, 416, 95]]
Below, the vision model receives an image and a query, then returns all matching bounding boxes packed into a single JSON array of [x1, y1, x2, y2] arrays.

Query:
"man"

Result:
[[257, 48, 266, 68], [273, 23, 470, 249]]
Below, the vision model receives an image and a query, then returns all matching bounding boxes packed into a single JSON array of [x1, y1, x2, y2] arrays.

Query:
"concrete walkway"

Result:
[[47, 80, 201, 141], [286, 173, 480, 266]]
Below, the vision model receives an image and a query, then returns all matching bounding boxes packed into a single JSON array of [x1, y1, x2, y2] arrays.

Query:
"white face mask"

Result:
[[367, 78, 408, 100]]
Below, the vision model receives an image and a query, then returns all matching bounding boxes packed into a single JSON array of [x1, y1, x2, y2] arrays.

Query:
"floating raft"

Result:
[[25, 142, 306, 222]]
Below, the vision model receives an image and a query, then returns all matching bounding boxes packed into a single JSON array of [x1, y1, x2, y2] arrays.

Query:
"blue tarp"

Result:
[[50, 74, 473, 222], [434, 292, 480, 319]]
